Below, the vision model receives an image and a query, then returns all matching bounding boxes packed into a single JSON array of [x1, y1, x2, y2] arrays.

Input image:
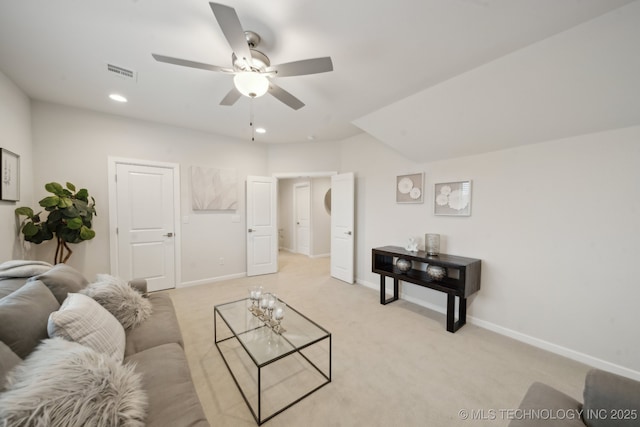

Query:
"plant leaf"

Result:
[[76, 189, 89, 201], [45, 182, 64, 195], [57, 197, 73, 208], [15, 207, 34, 218], [66, 182, 76, 191], [22, 222, 39, 237], [66, 217, 83, 230], [80, 226, 96, 240], [39, 196, 60, 208]]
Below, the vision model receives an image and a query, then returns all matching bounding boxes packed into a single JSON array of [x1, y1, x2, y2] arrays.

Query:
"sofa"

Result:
[[0, 261, 209, 427], [510, 369, 640, 427]]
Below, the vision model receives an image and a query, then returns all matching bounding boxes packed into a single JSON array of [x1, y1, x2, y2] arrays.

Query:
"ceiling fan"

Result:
[[152, 2, 333, 110]]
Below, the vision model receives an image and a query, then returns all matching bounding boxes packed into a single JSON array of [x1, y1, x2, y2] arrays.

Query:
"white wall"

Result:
[[340, 128, 640, 378], [30, 101, 268, 283], [0, 71, 34, 261]]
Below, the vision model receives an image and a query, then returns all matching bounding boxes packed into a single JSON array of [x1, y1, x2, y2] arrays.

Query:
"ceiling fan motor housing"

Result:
[[232, 49, 270, 72]]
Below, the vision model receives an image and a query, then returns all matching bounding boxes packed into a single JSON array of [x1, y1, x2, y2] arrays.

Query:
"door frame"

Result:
[[107, 157, 182, 286]]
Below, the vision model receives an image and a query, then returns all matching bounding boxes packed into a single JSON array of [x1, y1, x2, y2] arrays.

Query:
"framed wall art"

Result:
[[191, 166, 237, 210], [434, 180, 471, 216], [0, 148, 20, 201], [396, 172, 424, 203]]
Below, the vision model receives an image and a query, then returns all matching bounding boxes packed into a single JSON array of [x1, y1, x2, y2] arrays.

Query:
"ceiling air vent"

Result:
[[107, 63, 137, 81]]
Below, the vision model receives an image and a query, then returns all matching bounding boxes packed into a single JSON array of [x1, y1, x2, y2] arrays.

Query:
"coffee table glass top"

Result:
[[215, 298, 330, 366]]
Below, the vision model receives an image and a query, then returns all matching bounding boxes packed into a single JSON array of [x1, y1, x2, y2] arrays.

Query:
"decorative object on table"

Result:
[[248, 286, 263, 314], [258, 292, 271, 321], [405, 237, 418, 252], [0, 148, 20, 202], [396, 172, 424, 203], [426, 264, 447, 281], [191, 166, 237, 210], [272, 301, 286, 334], [434, 180, 471, 216], [425, 233, 440, 256], [14, 182, 97, 264], [395, 258, 412, 273]]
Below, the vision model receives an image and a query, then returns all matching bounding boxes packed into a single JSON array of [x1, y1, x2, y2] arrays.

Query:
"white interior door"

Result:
[[114, 163, 177, 292], [247, 176, 278, 276], [331, 172, 355, 283], [294, 182, 310, 256]]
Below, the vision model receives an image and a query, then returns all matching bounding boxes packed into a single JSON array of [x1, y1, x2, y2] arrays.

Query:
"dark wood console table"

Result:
[[372, 246, 481, 333]]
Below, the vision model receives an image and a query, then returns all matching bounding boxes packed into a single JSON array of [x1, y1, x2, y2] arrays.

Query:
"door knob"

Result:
[[345, 231, 352, 235], [163, 232, 174, 237], [248, 228, 254, 233]]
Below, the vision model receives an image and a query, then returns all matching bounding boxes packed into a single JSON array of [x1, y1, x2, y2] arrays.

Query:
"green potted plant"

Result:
[[15, 182, 97, 264]]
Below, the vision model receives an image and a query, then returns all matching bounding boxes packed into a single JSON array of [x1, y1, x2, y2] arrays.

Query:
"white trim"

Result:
[[356, 277, 640, 381], [180, 272, 246, 288], [310, 253, 330, 259], [273, 171, 337, 179], [107, 156, 182, 288]]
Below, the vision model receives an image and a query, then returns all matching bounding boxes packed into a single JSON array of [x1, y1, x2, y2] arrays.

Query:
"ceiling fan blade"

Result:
[[268, 57, 333, 77], [220, 87, 242, 106], [152, 54, 232, 73], [268, 82, 305, 110], [209, 2, 252, 66]]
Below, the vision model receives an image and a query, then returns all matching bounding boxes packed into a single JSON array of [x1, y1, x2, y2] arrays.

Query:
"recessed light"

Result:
[[255, 127, 266, 134], [109, 93, 128, 103]]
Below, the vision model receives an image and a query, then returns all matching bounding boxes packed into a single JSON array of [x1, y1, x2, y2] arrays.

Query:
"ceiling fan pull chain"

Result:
[[250, 98, 255, 142]]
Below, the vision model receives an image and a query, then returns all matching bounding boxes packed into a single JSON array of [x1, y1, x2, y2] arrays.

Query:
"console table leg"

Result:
[[380, 276, 399, 305], [447, 295, 455, 332], [446, 295, 468, 333]]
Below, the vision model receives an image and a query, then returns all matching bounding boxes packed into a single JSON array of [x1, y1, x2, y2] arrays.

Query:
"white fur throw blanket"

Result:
[[0, 260, 52, 279]]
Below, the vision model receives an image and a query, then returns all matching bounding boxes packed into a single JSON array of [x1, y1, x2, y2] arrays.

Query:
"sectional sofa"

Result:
[[0, 261, 209, 426]]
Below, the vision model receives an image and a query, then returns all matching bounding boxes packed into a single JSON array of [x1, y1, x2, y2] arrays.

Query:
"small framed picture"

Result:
[[0, 148, 20, 202], [396, 173, 424, 203], [434, 180, 471, 216]]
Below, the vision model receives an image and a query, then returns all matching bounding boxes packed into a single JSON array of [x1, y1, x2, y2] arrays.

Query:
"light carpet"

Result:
[[165, 252, 590, 426]]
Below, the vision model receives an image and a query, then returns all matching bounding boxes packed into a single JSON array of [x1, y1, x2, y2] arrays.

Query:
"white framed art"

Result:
[[191, 166, 237, 210], [434, 180, 471, 216], [396, 172, 424, 203], [1, 148, 20, 201]]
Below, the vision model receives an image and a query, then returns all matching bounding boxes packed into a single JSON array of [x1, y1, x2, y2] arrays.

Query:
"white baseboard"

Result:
[[356, 278, 640, 381], [310, 253, 330, 259], [180, 272, 246, 288]]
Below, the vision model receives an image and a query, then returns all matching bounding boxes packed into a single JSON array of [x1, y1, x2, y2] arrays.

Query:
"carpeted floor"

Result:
[[166, 252, 590, 426]]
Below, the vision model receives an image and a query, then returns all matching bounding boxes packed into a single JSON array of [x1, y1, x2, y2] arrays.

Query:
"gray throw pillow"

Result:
[[0, 280, 60, 358], [81, 274, 152, 330], [28, 263, 89, 304], [0, 341, 22, 392], [0, 337, 147, 427]]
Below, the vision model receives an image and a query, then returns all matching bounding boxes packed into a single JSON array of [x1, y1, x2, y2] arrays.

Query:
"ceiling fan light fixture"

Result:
[[233, 72, 269, 98]]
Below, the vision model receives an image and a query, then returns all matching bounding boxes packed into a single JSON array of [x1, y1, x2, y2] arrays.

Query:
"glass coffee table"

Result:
[[214, 298, 332, 425]]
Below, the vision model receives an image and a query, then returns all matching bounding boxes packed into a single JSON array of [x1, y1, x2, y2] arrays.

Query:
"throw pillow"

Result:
[[0, 280, 60, 358], [48, 293, 126, 363], [0, 337, 147, 427], [82, 274, 152, 330], [28, 263, 89, 305], [0, 341, 22, 392]]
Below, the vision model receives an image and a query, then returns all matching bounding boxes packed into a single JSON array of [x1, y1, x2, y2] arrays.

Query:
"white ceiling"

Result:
[[0, 0, 635, 149]]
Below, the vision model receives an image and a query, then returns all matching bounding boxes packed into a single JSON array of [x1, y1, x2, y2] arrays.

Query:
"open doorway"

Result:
[[277, 176, 331, 258]]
